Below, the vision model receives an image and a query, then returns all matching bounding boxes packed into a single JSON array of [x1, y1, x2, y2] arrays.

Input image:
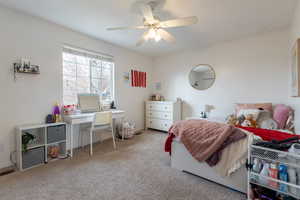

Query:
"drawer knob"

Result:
[[150, 121, 152, 123], [165, 115, 167, 117], [165, 124, 167, 126]]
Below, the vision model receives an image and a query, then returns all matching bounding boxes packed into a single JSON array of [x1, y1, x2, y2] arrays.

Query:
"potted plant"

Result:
[[22, 132, 36, 152]]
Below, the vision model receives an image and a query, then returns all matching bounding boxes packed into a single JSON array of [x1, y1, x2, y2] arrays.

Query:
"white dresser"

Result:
[[145, 101, 182, 132]]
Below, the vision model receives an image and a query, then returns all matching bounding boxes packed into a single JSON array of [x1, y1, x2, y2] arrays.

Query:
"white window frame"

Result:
[[62, 46, 115, 105]]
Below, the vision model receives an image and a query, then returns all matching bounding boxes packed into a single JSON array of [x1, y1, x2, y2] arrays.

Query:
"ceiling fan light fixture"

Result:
[[148, 28, 156, 39], [146, 28, 161, 42], [108, 2, 198, 46], [143, 33, 150, 41], [155, 33, 161, 42]]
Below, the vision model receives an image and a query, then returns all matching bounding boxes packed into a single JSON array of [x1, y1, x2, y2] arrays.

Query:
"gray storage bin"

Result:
[[22, 147, 45, 169], [47, 125, 66, 144]]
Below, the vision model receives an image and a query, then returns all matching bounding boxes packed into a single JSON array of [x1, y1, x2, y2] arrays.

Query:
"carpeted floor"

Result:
[[0, 131, 245, 200]]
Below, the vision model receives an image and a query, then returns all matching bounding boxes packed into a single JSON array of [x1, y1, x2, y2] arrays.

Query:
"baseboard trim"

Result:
[[0, 166, 15, 176], [134, 129, 144, 135]]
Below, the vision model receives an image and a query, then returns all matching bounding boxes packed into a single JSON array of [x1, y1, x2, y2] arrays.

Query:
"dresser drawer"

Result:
[[160, 120, 173, 131], [146, 103, 173, 112], [146, 118, 173, 131], [146, 111, 172, 120], [146, 118, 160, 130]]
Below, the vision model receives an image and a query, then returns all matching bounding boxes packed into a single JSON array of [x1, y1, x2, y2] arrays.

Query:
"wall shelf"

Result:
[[14, 71, 40, 75], [13, 62, 40, 81]]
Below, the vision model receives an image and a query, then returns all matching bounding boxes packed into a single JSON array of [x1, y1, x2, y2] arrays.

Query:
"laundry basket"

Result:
[[118, 122, 135, 139]]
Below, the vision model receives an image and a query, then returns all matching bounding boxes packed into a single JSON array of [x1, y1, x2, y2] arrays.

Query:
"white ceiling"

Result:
[[0, 0, 297, 57]]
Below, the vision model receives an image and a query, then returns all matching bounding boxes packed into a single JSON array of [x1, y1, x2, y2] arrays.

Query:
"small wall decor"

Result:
[[13, 58, 40, 81], [123, 72, 130, 82], [291, 38, 300, 97], [154, 82, 162, 91], [131, 69, 146, 88]]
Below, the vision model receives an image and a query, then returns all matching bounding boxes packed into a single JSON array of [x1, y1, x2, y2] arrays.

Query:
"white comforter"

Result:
[[213, 129, 260, 176]]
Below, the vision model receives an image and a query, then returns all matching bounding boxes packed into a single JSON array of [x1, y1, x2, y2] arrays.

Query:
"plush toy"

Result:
[[241, 114, 258, 128], [226, 114, 238, 126], [48, 146, 59, 158], [236, 115, 246, 126]]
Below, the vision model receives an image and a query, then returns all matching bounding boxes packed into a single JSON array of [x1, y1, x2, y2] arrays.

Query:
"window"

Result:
[[62, 47, 114, 105]]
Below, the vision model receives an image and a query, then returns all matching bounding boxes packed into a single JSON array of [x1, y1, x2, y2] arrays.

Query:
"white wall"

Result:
[[1, 3, 298, 170], [0, 6, 153, 169], [289, 1, 300, 133], [153, 30, 293, 128]]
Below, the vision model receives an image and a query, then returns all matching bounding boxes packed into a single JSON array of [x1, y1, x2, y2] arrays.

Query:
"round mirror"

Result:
[[189, 65, 216, 90]]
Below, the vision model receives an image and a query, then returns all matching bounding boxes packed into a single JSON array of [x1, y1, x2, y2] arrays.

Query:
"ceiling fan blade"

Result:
[[160, 16, 198, 28], [157, 29, 176, 43], [141, 4, 155, 24], [136, 31, 150, 47], [107, 26, 146, 31]]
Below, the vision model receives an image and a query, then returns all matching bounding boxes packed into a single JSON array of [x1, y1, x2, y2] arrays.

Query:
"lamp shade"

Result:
[[200, 104, 210, 113]]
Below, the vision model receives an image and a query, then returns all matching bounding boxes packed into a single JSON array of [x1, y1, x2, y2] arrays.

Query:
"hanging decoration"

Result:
[[131, 70, 146, 88]]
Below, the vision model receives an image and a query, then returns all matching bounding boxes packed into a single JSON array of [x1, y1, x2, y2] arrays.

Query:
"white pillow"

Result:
[[260, 119, 278, 130], [237, 109, 261, 120], [256, 110, 272, 125]]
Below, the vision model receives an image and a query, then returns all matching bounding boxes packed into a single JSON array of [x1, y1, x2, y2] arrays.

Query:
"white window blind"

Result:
[[62, 47, 114, 105]]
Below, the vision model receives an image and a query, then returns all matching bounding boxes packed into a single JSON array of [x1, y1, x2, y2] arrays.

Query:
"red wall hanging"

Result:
[[131, 70, 146, 88]]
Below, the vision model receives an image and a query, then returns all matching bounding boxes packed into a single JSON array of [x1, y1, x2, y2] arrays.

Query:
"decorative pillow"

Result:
[[273, 104, 292, 129], [237, 109, 261, 121], [235, 103, 273, 114], [260, 119, 278, 130], [256, 110, 273, 126], [285, 113, 295, 132]]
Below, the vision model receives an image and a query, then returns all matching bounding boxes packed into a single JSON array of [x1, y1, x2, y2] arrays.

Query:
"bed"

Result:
[[171, 138, 248, 193], [171, 123, 251, 193], [166, 103, 295, 194]]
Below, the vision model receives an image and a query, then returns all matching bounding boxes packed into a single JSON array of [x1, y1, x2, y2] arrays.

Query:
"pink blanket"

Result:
[[168, 120, 246, 166]]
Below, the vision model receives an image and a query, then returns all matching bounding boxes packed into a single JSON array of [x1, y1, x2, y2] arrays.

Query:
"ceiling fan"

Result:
[[107, 2, 198, 46]]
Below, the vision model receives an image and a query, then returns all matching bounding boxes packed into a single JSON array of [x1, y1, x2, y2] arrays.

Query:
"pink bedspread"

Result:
[[166, 120, 246, 166]]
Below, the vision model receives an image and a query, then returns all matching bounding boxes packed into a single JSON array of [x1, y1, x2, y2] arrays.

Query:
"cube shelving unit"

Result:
[[16, 122, 67, 171]]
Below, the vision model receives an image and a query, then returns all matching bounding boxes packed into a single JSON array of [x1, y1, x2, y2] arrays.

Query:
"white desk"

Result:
[[63, 110, 125, 157]]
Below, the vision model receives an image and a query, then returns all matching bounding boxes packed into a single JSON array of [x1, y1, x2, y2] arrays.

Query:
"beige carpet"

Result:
[[0, 131, 245, 200]]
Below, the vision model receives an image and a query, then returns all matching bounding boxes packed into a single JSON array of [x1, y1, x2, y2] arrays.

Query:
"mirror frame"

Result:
[[188, 64, 216, 90]]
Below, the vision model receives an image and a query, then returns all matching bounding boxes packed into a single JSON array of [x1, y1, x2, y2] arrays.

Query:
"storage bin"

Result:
[[47, 125, 66, 144], [22, 147, 45, 169]]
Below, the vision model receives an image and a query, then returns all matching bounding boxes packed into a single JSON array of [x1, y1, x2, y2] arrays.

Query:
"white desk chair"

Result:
[[90, 111, 116, 155]]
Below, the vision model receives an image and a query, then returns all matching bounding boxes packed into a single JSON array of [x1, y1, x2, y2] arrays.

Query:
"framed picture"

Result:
[[291, 38, 300, 97]]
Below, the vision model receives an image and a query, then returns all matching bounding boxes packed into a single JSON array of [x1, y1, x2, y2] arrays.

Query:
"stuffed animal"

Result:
[[48, 146, 59, 158], [241, 114, 258, 128], [236, 115, 246, 126], [226, 114, 238, 126]]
